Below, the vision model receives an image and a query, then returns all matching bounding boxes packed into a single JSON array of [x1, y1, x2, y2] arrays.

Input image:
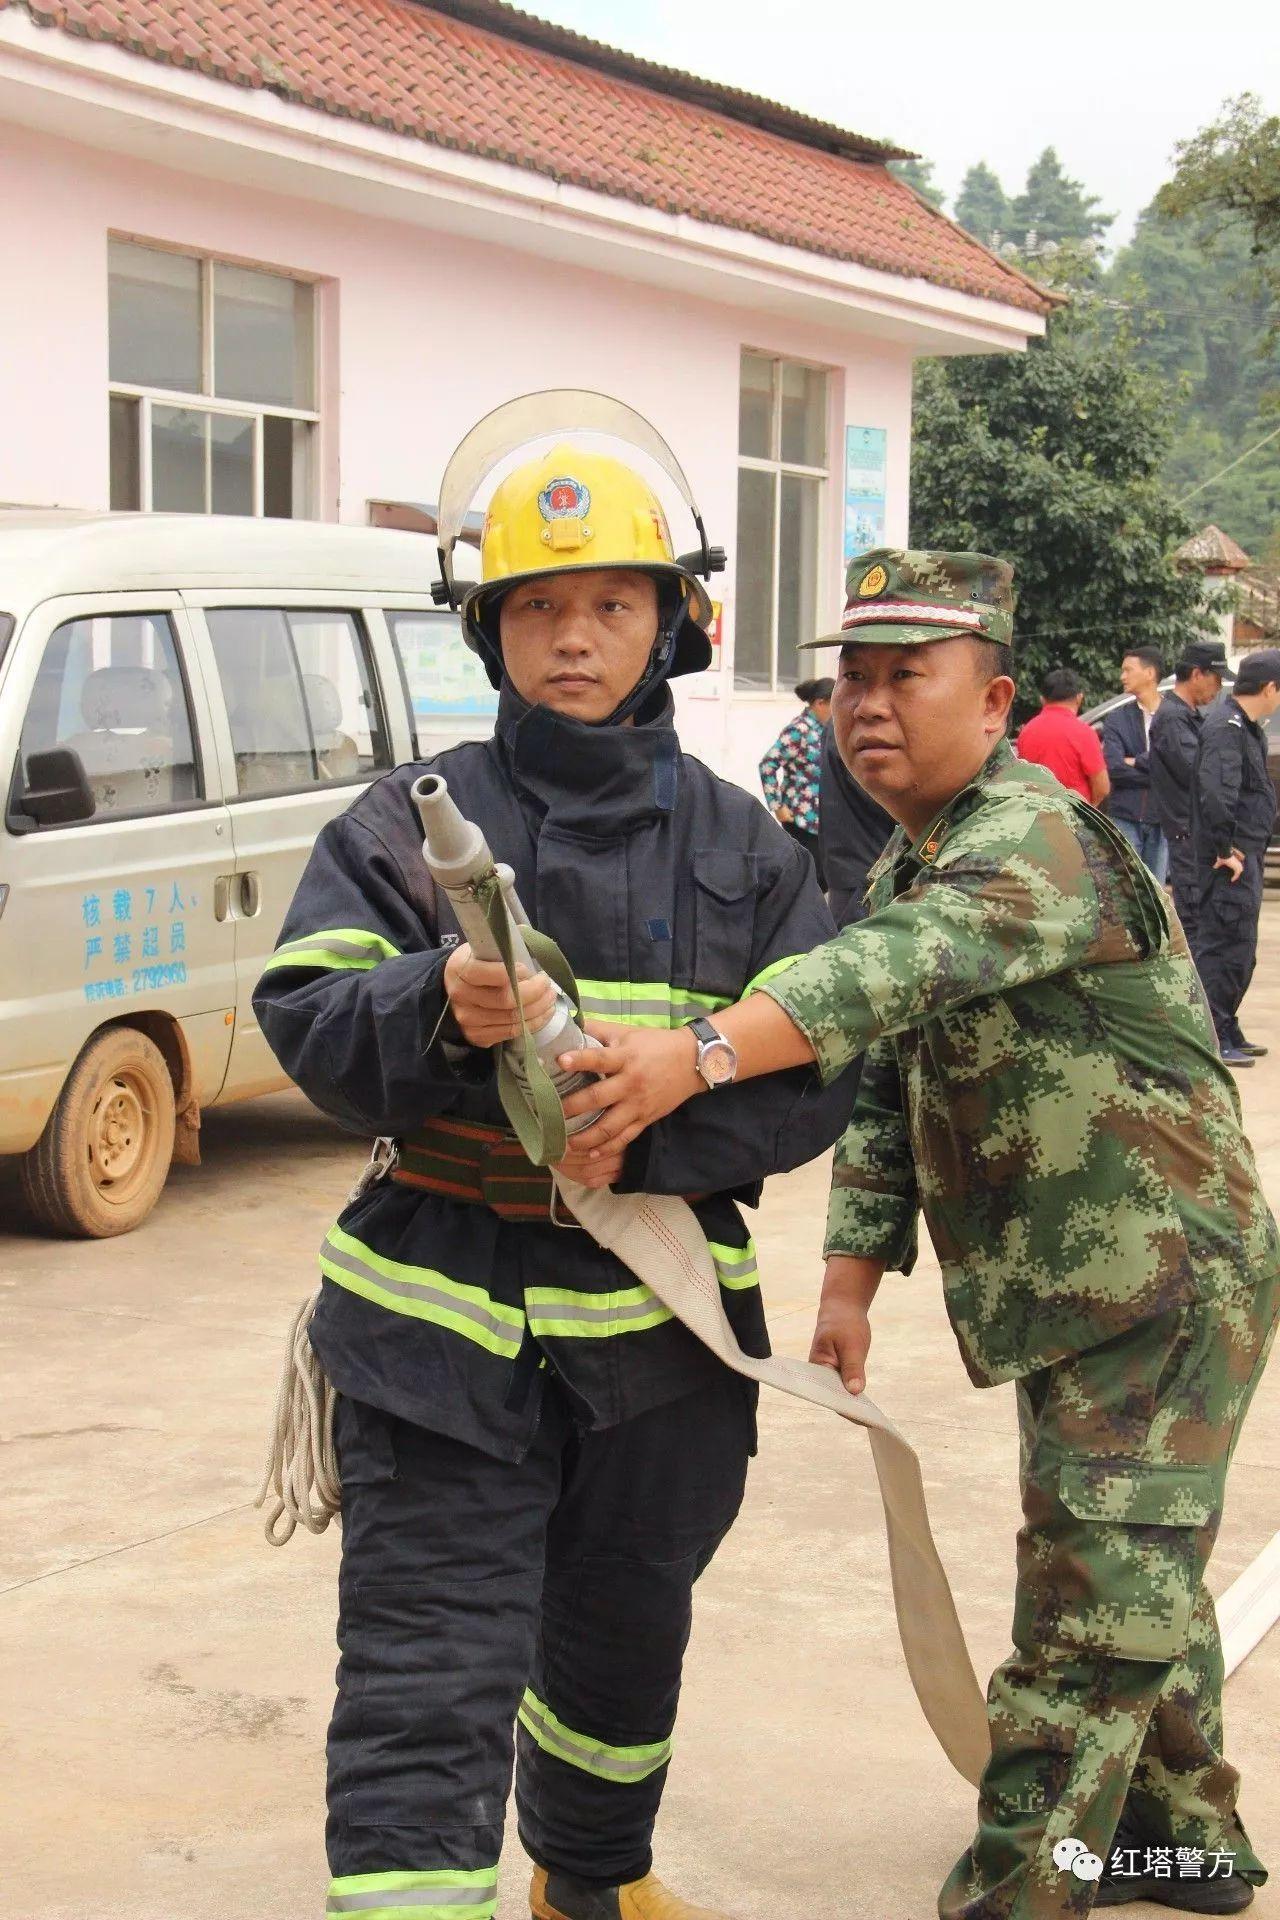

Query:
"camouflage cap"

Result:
[[800, 547, 1015, 650]]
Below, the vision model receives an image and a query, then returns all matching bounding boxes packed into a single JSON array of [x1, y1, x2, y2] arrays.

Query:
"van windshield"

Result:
[[0, 614, 13, 670]]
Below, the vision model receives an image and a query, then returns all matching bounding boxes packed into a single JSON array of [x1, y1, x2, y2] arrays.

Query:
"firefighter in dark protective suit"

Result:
[[1191, 646, 1280, 1067], [253, 406, 855, 1920]]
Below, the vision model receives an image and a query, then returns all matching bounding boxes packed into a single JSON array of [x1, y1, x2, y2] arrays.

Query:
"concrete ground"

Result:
[[3, 952, 1280, 1920]]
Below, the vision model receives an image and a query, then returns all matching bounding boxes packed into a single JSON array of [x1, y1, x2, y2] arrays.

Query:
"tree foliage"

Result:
[[1011, 146, 1114, 250], [909, 303, 1212, 717], [954, 162, 1010, 246], [1105, 205, 1280, 552], [1157, 94, 1280, 314], [890, 157, 946, 210]]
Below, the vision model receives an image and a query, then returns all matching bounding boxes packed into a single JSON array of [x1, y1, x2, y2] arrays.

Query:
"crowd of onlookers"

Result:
[[758, 642, 1280, 1070]]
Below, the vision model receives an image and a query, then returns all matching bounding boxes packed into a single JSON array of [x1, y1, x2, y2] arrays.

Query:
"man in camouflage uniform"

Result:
[[556, 551, 1279, 1918]]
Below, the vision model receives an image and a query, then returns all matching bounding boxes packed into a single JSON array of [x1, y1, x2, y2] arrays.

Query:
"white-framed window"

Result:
[[108, 239, 318, 519], [734, 350, 829, 691]]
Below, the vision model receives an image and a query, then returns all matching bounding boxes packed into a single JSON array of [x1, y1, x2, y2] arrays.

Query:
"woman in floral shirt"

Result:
[[758, 677, 833, 882]]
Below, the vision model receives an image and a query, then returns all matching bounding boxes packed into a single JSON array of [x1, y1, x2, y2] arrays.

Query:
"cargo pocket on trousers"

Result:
[[1033, 1459, 1215, 1663], [692, 851, 757, 1000]]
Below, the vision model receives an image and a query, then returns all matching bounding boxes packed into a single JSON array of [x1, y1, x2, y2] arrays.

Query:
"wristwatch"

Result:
[[688, 1015, 739, 1090]]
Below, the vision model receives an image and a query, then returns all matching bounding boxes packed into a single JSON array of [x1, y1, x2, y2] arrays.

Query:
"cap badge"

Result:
[[858, 563, 889, 598], [539, 477, 591, 522]]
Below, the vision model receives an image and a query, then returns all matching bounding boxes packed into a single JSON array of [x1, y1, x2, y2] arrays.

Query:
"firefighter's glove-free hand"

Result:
[[558, 1022, 704, 1158], [443, 944, 557, 1049]]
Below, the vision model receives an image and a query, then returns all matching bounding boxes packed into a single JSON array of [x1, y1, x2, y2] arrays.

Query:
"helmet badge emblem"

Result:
[[538, 477, 591, 522]]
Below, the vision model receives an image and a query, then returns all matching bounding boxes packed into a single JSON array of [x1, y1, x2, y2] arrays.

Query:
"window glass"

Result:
[[213, 264, 314, 409], [778, 474, 823, 686], [210, 414, 255, 516], [387, 611, 498, 754], [780, 364, 828, 467], [738, 351, 774, 460], [108, 241, 201, 394], [263, 416, 314, 520], [733, 469, 776, 691], [206, 609, 391, 796], [15, 613, 199, 823], [109, 396, 141, 510], [152, 405, 207, 514]]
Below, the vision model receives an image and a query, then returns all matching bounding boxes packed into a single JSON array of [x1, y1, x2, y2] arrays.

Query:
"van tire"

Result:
[[19, 1026, 176, 1238]]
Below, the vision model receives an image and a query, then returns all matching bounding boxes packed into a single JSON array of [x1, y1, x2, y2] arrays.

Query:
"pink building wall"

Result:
[[0, 119, 914, 791]]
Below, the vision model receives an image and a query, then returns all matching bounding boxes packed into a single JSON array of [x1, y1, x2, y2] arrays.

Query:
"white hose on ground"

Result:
[[255, 1286, 341, 1544]]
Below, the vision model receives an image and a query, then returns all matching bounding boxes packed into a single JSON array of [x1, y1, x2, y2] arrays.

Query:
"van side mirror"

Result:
[[19, 747, 96, 827]]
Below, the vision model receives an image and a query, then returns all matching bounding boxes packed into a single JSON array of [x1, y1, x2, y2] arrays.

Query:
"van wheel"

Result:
[[19, 1027, 176, 1238]]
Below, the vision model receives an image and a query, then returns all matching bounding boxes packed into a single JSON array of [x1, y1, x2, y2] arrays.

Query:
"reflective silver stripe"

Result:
[[531, 1297, 665, 1327], [321, 1236, 520, 1347], [577, 995, 722, 1022], [518, 1694, 671, 1782], [328, 1890, 493, 1912], [278, 935, 382, 963]]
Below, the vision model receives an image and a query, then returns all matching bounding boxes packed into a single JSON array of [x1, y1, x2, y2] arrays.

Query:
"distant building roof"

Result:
[[16, 0, 1055, 316], [1176, 524, 1253, 572]]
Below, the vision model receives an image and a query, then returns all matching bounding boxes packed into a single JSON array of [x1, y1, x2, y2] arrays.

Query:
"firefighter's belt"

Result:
[[394, 1119, 569, 1223], [483, 904, 992, 1791]]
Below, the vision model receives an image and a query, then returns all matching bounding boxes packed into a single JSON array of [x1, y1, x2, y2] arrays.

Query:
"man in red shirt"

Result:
[[1016, 666, 1111, 804]]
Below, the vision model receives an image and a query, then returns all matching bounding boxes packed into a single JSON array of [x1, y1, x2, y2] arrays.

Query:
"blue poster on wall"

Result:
[[844, 426, 887, 562]]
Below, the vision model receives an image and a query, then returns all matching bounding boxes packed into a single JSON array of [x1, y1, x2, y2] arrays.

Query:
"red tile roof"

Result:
[[12, 0, 1054, 316], [1176, 525, 1253, 572]]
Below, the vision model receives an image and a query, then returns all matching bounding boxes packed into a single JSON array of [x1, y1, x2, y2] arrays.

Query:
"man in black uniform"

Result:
[[1149, 639, 1231, 956], [253, 425, 855, 1920], [816, 720, 894, 929], [1192, 646, 1280, 1066]]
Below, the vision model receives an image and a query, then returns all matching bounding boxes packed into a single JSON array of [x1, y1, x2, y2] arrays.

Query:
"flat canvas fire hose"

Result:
[[257, 776, 992, 1789]]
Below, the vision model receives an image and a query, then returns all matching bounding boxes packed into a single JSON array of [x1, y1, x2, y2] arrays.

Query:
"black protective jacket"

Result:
[[1192, 697, 1277, 861], [253, 684, 855, 1461], [1149, 689, 1203, 839], [817, 723, 894, 928]]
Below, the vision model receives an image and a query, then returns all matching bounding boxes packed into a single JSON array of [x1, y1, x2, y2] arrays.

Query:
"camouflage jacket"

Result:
[[760, 738, 1280, 1386]]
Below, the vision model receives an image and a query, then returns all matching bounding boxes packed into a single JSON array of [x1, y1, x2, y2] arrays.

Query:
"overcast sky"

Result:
[[530, 0, 1279, 250]]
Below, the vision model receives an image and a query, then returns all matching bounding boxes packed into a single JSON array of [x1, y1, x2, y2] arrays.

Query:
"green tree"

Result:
[[1011, 146, 1114, 251], [954, 162, 1010, 246], [1158, 94, 1280, 312], [910, 303, 1211, 716], [1105, 202, 1280, 550], [890, 156, 946, 210]]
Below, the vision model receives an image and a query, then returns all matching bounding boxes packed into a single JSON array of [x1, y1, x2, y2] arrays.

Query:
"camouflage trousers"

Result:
[[939, 1273, 1278, 1920]]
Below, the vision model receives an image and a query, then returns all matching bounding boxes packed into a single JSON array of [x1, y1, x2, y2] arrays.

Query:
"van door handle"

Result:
[[239, 871, 262, 917], [214, 875, 234, 922]]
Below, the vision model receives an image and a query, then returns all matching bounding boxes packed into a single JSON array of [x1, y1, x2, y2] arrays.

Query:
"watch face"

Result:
[[700, 1040, 737, 1086]]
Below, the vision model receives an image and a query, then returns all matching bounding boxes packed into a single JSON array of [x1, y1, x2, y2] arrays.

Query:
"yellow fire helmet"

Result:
[[433, 391, 724, 707]]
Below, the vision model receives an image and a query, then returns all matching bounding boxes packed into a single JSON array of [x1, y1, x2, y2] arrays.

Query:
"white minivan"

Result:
[[0, 513, 493, 1236]]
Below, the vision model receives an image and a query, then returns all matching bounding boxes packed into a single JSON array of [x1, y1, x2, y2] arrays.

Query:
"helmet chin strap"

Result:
[[597, 592, 688, 727]]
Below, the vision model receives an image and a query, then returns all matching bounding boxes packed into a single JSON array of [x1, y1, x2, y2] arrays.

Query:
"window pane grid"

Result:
[[735, 352, 829, 692], [107, 241, 318, 519]]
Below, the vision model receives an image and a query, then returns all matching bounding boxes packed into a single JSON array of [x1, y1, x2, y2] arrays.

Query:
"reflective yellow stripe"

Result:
[[261, 926, 401, 975], [575, 960, 807, 1029], [574, 977, 727, 1029], [707, 1237, 760, 1291], [524, 1282, 673, 1338], [743, 953, 806, 997], [326, 1867, 498, 1919], [320, 1226, 524, 1359], [517, 1689, 672, 1782]]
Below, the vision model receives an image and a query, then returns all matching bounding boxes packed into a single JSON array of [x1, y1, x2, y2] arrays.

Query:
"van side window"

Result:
[[14, 612, 200, 823], [386, 609, 496, 756], [205, 609, 391, 796]]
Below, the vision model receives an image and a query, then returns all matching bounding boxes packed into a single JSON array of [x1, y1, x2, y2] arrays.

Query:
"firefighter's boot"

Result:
[[530, 1866, 733, 1920]]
